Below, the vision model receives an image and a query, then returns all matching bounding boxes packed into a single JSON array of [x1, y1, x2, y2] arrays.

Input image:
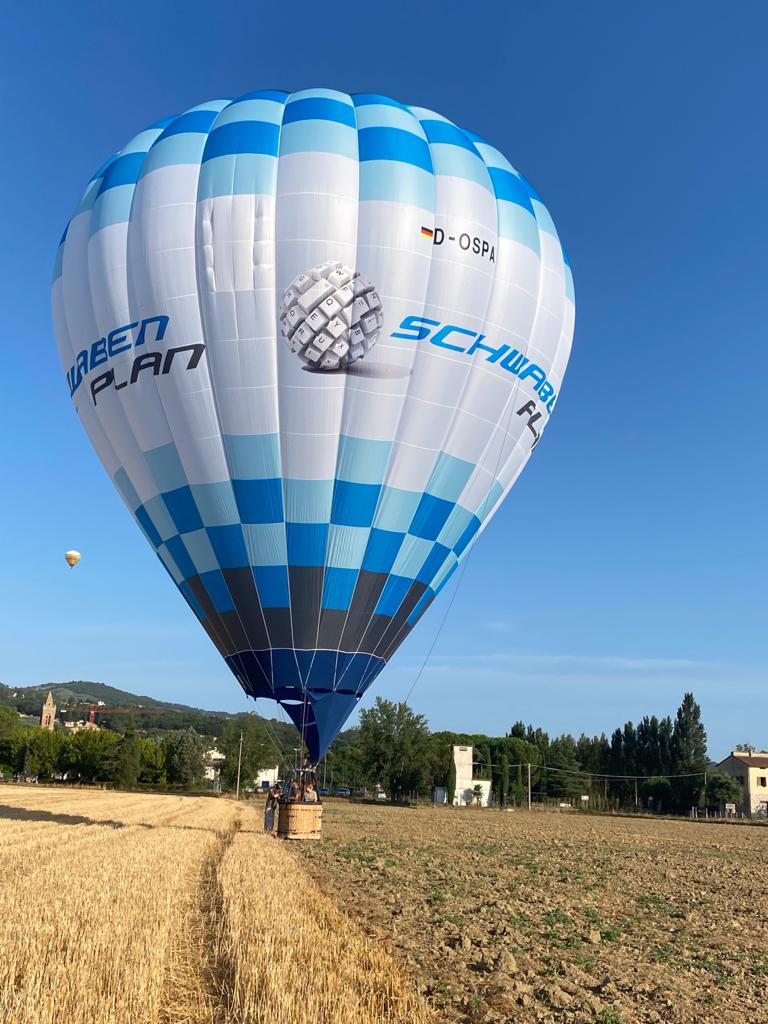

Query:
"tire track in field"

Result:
[[159, 805, 242, 1024], [199, 811, 242, 1023]]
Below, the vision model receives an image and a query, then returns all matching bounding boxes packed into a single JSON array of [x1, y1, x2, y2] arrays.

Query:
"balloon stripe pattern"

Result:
[[52, 89, 575, 760]]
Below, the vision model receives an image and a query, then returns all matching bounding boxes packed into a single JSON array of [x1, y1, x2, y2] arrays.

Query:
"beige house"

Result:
[[717, 751, 768, 819]]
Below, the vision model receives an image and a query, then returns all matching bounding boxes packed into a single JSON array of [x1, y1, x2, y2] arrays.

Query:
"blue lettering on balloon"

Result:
[[466, 336, 509, 362], [90, 337, 108, 369], [108, 323, 138, 357], [391, 315, 440, 342], [430, 325, 475, 352], [66, 315, 172, 397], [391, 314, 559, 410], [500, 349, 529, 375]]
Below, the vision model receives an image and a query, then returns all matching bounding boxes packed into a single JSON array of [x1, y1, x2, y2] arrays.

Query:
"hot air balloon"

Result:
[[65, 550, 81, 568], [51, 89, 574, 762]]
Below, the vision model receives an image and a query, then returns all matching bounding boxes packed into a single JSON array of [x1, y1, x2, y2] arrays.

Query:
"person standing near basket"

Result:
[[264, 783, 281, 833]]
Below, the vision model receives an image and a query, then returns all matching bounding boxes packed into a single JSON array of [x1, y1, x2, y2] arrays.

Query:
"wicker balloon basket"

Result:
[[277, 801, 323, 841]]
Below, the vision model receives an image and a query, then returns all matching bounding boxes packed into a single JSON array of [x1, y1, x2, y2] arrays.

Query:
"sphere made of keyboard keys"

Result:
[[279, 261, 384, 370]]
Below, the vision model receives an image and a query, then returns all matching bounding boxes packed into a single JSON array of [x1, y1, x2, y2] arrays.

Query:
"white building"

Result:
[[255, 765, 280, 791], [204, 748, 225, 784], [447, 745, 492, 807], [717, 751, 768, 819]]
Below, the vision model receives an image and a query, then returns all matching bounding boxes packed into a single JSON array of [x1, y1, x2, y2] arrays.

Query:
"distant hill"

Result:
[[0, 680, 298, 750], [0, 680, 223, 714]]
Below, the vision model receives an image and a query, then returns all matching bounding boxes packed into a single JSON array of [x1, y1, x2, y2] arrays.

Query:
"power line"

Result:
[[468, 761, 708, 782]]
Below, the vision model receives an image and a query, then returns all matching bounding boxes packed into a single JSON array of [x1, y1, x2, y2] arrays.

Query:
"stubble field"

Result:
[[0, 787, 431, 1024], [298, 802, 768, 1024]]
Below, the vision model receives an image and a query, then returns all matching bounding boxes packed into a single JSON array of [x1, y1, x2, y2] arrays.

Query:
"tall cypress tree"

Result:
[[477, 742, 492, 781], [499, 752, 509, 806], [671, 693, 708, 813], [112, 718, 141, 788], [447, 752, 457, 805], [659, 716, 674, 775]]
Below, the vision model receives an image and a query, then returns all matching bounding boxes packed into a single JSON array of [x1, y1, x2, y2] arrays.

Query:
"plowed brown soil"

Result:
[[297, 802, 768, 1024]]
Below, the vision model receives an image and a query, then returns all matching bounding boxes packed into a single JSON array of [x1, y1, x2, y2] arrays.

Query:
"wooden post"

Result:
[[527, 763, 531, 811]]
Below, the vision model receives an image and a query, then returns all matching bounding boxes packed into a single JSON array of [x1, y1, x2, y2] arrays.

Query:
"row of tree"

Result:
[[321, 692, 742, 814], [0, 701, 287, 791], [0, 708, 208, 787], [1, 690, 744, 815]]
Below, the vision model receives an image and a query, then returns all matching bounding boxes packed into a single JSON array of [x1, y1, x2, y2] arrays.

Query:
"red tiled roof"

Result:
[[719, 753, 768, 769]]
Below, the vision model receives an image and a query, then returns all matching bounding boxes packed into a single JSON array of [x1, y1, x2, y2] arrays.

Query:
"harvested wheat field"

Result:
[[298, 801, 768, 1024], [0, 787, 432, 1024]]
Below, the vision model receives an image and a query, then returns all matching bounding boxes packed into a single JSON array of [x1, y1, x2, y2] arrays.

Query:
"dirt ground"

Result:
[[296, 802, 768, 1024]]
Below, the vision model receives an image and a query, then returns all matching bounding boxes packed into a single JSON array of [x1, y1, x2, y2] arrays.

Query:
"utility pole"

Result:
[[235, 732, 243, 801], [527, 763, 531, 811], [323, 755, 327, 789]]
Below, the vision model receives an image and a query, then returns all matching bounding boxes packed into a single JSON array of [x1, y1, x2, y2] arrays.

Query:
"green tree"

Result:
[[504, 737, 542, 804], [138, 738, 166, 785], [641, 776, 673, 812], [658, 716, 674, 775], [0, 706, 24, 773], [447, 752, 457, 804], [670, 693, 708, 813], [26, 728, 67, 780], [705, 771, 743, 813], [475, 741, 492, 781], [498, 752, 509, 806], [358, 698, 431, 801], [636, 716, 661, 776], [576, 732, 610, 776], [545, 735, 583, 799], [66, 729, 120, 782], [162, 729, 206, 788], [325, 728, 365, 791], [111, 719, 141, 788], [607, 725, 633, 803], [220, 715, 272, 791], [0, 705, 20, 741]]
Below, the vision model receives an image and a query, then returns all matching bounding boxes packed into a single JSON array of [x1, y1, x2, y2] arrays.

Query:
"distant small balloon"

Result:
[[64, 550, 81, 568]]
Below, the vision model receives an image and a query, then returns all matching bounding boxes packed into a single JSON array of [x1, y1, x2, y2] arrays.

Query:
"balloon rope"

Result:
[[403, 558, 470, 704]]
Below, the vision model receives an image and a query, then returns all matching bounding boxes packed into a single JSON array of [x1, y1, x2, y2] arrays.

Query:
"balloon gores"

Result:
[[51, 89, 575, 760]]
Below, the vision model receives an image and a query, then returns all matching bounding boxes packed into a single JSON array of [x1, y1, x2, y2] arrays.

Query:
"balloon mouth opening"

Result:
[[226, 649, 387, 760]]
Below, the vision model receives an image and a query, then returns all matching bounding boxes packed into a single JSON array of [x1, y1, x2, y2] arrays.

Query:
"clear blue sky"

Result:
[[1, 2, 765, 759]]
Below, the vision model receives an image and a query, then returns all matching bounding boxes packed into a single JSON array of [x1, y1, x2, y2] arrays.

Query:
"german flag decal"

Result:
[[420, 226, 434, 240]]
